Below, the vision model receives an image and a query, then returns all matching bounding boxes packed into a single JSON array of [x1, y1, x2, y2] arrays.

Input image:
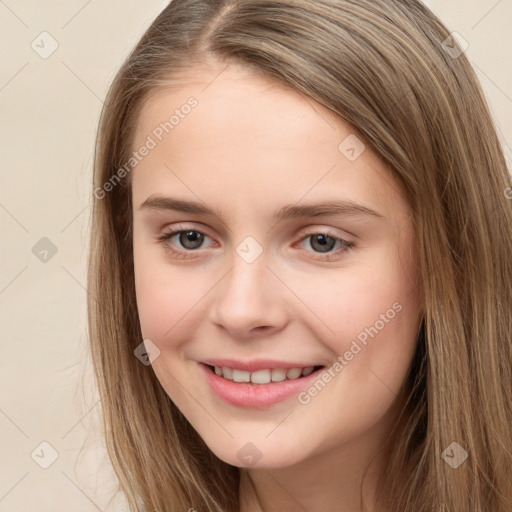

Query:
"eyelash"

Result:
[[156, 225, 355, 261]]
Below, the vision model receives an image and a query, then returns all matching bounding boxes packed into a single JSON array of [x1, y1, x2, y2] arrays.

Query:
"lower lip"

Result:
[[199, 363, 325, 409]]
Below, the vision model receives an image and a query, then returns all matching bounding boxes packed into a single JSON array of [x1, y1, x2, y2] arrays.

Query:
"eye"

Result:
[[156, 225, 214, 258], [296, 231, 355, 260], [155, 225, 355, 261]]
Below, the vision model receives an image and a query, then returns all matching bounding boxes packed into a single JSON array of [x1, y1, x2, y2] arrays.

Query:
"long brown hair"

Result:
[[87, 1, 512, 510]]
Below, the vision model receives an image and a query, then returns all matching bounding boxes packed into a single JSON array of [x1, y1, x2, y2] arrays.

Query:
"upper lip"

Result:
[[200, 358, 325, 372]]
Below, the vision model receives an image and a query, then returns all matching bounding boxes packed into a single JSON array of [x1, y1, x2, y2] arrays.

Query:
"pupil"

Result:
[[180, 230, 203, 249], [312, 234, 335, 253]]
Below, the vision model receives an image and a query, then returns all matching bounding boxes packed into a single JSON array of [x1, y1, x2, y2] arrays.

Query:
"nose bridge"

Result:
[[210, 237, 287, 337], [228, 241, 267, 299]]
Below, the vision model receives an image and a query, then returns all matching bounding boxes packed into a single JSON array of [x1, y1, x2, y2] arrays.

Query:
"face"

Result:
[[131, 61, 423, 470]]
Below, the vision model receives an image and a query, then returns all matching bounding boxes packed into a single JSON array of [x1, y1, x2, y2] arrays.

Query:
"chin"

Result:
[[206, 438, 310, 470]]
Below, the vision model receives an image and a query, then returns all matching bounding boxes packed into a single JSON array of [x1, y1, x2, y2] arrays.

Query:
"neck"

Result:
[[238, 414, 395, 512]]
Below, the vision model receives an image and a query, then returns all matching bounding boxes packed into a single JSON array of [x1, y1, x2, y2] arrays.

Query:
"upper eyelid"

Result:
[[161, 224, 215, 241]]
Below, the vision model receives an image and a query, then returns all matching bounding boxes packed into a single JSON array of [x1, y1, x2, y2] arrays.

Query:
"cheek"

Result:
[[133, 246, 213, 351], [292, 243, 418, 344], [294, 244, 420, 395], [325, 246, 420, 396]]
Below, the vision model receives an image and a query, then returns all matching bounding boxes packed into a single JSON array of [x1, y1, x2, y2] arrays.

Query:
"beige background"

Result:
[[0, 1, 511, 510]]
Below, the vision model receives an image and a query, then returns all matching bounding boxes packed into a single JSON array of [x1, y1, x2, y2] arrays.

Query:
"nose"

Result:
[[209, 249, 289, 339]]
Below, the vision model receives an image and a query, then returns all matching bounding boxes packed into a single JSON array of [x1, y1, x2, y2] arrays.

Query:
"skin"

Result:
[[131, 61, 424, 512]]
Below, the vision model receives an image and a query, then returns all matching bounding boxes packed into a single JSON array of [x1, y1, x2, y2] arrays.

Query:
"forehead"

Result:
[[130, 63, 410, 224]]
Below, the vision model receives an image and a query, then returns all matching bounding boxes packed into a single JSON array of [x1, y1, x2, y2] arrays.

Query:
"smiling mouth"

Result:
[[204, 364, 326, 385]]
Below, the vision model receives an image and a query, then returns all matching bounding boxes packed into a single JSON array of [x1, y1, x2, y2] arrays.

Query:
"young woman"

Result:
[[87, 1, 512, 510]]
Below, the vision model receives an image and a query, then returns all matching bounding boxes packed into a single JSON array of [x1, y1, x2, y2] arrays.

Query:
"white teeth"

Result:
[[271, 368, 287, 382], [251, 369, 271, 384], [213, 365, 319, 384], [286, 368, 302, 379], [222, 367, 233, 380], [232, 369, 250, 383]]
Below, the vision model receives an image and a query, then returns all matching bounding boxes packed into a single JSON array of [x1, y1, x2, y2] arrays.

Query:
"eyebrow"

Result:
[[139, 195, 384, 221]]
